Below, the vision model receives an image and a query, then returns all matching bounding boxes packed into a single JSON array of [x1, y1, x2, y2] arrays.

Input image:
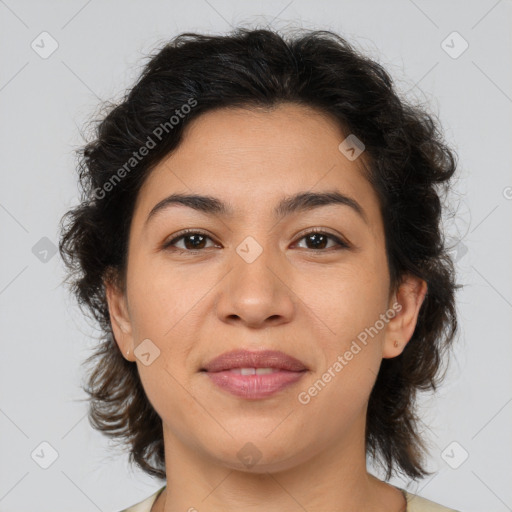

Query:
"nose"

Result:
[[215, 245, 296, 329]]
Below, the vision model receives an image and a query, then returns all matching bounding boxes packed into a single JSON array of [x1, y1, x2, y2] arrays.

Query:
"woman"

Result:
[[59, 27, 461, 512]]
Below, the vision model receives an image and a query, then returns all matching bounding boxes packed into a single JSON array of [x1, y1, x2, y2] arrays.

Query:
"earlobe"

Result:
[[382, 274, 428, 359]]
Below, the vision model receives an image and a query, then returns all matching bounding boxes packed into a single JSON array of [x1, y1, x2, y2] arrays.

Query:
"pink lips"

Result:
[[201, 349, 308, 399]]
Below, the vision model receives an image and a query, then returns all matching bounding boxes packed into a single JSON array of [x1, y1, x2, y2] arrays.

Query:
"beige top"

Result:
[[119, 485, 461, 511]]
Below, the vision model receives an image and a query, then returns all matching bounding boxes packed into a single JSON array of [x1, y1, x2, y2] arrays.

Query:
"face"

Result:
[[106, 103, 426, 473]]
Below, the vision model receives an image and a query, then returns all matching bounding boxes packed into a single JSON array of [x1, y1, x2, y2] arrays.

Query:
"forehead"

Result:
[[178, 103, 347, 162], [133, 103, 381, 230]]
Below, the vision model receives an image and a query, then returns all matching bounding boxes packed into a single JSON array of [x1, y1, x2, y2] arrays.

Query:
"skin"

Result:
[[106, 103, 427, 512]]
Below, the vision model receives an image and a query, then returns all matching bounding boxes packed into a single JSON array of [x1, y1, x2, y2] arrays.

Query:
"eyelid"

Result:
[[162, 227, 351, 252], [292, 227, 350, 248], [162, 228, 218, 250]]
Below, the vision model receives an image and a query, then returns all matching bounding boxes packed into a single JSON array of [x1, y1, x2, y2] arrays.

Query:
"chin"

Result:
[[206, 435, 308, 474]]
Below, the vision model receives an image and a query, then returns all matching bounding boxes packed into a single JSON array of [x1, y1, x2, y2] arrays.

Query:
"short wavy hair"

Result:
[[59, 27, 460, 482]]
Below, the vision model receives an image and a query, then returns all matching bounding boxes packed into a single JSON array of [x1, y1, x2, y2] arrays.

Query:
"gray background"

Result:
[[1, 1, 511, 511]]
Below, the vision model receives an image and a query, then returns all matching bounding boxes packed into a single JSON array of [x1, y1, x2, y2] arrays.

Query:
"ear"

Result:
[[382, 273, 428, 359], [104, 269, 136, 362]]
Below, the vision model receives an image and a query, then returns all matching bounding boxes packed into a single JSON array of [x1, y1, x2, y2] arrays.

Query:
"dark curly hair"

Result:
[[59, 27, 460, 482]]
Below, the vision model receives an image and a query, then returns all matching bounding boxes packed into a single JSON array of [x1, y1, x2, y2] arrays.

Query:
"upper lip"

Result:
[[201, 349, 308, 372]]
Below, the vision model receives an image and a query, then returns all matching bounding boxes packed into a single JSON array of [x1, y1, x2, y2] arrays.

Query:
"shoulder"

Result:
[[400, 488, 462, 512], [117, 486, 166, 512], [117, 485, 461, 512]]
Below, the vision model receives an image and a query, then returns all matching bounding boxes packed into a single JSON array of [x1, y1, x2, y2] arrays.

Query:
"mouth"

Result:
[[200, 349, 308, 400], [200, 349, 308, 373]]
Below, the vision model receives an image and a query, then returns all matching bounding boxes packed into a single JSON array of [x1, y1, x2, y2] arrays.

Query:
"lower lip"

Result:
[[204, 370, 307, 399]]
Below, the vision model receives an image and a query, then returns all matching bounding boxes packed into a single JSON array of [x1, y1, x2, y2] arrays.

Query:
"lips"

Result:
[[200, 349, 308, 399], [200, 349, 308, 373]]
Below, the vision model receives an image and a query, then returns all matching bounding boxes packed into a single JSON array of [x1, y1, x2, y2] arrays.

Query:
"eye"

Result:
[[162, 229, 217, 253], [162, 228, 349, 254], [294, 229, 350, 251]]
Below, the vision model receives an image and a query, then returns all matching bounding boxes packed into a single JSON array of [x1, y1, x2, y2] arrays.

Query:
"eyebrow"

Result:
[[145, 190, 368, 226]]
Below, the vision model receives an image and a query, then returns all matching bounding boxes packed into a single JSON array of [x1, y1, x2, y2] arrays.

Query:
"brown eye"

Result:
[[162, 228, 349, 254], [295, 230, 349, 251], [163, 230, 216, 252]]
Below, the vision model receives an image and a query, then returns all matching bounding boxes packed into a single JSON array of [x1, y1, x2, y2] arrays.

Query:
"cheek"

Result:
[[296, 365, 376, 456], [296, 273, 387, 422], [298, 259, 389, 342], [293, 259, 389, 411], [125, 250, 207, 338], [137, 359, 203, 445]]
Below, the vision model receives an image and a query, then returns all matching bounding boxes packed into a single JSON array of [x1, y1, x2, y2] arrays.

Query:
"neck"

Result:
[[152, 415, 406, 512]]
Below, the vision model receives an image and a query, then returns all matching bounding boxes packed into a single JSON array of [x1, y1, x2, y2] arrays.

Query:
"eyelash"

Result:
[[162, 228, 350, 254]]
